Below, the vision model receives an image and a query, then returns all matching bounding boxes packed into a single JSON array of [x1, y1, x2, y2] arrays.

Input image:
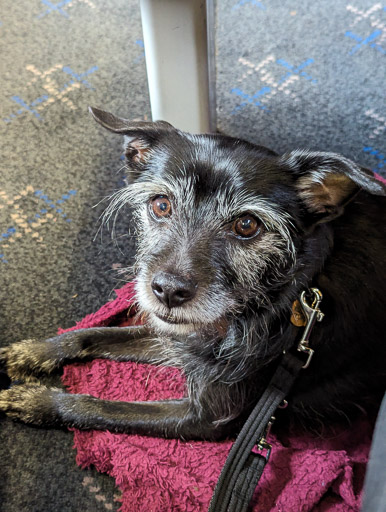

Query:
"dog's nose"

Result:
[[151, 272, 197, 309]]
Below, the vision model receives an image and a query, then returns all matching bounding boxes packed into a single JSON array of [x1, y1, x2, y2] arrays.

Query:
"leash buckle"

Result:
[[257, 416, 275, 461], [297, 288, 324, 369]]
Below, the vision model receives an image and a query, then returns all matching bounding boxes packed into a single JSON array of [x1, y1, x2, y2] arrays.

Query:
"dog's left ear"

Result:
[[89, 106, 175, 164], [281, 150, 386, 222]]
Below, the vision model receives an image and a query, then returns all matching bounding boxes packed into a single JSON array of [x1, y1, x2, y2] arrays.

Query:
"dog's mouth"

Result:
[[147, 311, 200, 336], [153, 312, 192, 325], [150, 310, 230, 338]]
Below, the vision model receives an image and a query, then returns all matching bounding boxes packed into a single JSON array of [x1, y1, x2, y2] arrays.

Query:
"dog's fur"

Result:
[[0, 107, 385, 440]]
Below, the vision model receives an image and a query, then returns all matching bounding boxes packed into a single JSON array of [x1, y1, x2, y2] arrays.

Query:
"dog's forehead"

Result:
[[148, 132, 285, 200]]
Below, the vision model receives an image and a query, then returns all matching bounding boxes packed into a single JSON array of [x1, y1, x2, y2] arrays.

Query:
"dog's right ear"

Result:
[[281, 150, 386, 225], [89, 106, 175, 165]]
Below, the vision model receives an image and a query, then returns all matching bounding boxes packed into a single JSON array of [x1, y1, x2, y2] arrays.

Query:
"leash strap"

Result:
[[208, 353, 304, 512], [208, 288, 324, 512]]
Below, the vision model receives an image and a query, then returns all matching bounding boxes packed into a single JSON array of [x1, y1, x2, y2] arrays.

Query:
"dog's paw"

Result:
[[0, 383, 62, 425], [0, 339, 57, 382]]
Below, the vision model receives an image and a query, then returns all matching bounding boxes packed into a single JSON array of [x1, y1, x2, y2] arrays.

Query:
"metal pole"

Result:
[[139, 0, 215, 133]]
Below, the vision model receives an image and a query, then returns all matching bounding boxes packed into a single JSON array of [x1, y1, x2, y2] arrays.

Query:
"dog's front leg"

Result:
[[0, 386, 219, 440], [0, 327, 161, 382]]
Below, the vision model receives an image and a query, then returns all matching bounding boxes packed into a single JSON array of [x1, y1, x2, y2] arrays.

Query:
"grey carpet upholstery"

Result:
[[1, 0, 385, 510]]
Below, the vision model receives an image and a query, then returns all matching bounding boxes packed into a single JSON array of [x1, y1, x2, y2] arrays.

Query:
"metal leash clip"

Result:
[[297, 288, 324, 369], [256, 416, 275, 461]]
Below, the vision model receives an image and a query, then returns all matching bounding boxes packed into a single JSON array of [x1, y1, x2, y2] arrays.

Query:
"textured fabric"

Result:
[[62, 283, 372, 512]]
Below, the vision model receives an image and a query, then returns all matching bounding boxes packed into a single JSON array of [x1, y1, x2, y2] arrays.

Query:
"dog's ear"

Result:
[[281, 150, 386, 222], [89, 106, 175, 164]]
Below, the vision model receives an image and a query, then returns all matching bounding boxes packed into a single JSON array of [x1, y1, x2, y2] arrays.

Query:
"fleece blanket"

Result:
[[60, 283, 371, 512]]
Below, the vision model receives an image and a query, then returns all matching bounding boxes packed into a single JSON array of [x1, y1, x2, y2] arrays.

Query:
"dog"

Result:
[[0, 106, 385, 441]]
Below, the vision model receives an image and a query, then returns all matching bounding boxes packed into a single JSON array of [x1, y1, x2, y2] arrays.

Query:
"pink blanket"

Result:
[[60, 283, 371, 512]]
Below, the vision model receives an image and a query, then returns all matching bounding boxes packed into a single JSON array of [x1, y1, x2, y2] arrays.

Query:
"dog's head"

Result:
[[91, 107, 385, 338]]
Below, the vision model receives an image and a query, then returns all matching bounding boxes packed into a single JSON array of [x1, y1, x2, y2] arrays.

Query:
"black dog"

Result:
[[0, 107, 385, 440]]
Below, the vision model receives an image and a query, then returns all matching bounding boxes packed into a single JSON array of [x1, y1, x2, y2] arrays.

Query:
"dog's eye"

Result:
[[232, 215, 261, 238], [150, 195, 172, 219]]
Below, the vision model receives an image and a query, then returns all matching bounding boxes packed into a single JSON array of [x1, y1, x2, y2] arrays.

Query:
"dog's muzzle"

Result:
[[151, 271, 197, 309]]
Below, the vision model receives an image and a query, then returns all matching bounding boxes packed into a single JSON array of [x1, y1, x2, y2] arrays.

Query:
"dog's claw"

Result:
[[0, 349, 7, 372]]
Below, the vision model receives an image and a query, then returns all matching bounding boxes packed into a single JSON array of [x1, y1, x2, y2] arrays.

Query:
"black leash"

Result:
[[208, 288, 324, 512]]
